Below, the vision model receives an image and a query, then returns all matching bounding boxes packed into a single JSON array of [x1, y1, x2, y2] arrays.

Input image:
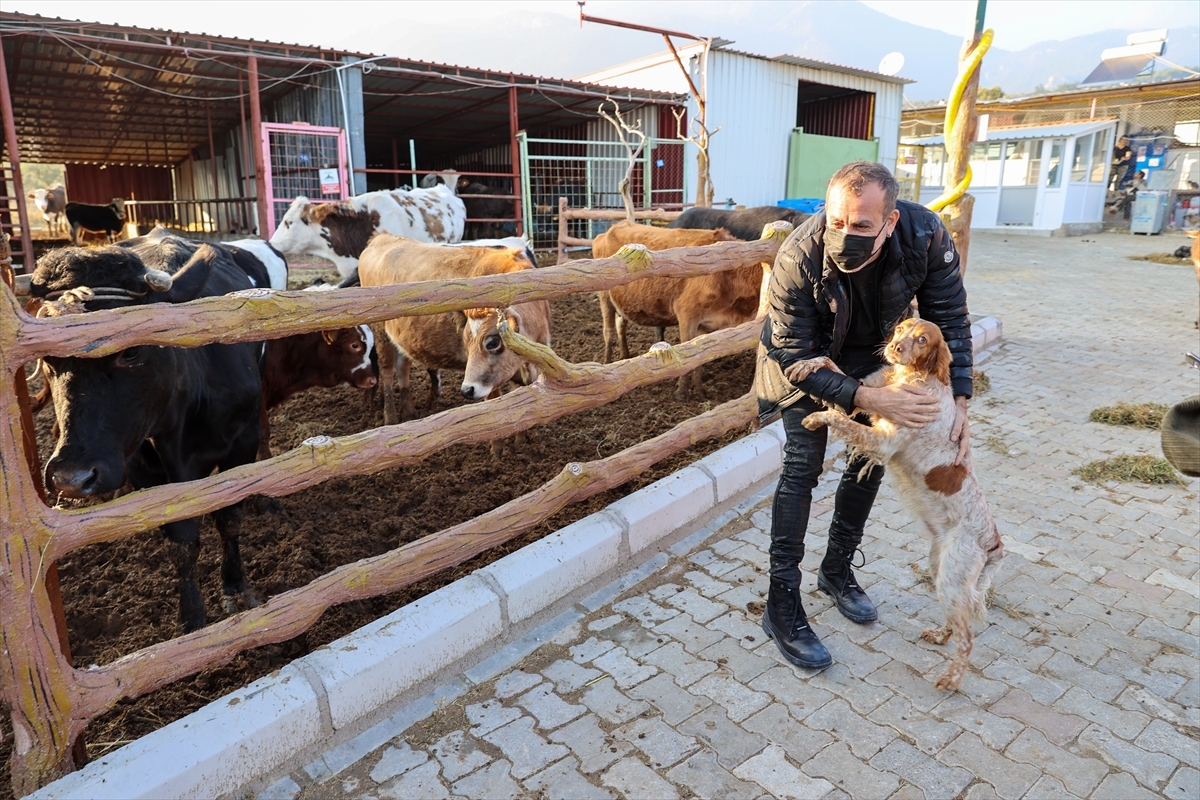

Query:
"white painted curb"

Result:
[[31, 317, 1002, 799]]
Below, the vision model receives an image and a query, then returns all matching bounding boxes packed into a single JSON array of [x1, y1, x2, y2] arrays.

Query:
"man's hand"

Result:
[[950, 396, 970, 466], [855, 384, 941, 428]]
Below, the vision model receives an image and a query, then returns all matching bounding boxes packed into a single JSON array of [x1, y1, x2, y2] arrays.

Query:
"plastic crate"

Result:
[[778, 198, 825, 214]]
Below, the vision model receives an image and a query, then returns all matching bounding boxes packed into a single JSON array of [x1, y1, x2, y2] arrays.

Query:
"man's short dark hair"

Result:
[[828, 161, 900, 214]]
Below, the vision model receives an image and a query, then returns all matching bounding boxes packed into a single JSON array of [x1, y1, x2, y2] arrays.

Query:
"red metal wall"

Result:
[[64, 165, 174, 204], [654, 104, 686, 207], [796, 92, 875, 141]]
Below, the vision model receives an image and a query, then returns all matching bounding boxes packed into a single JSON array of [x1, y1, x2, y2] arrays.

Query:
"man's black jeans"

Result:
[[770, 395, 886, 587]]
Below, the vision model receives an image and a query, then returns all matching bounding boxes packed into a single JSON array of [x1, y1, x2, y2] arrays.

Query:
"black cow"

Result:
[[667, 206, 810, 241], [33, 233, 264, 633], [457, 178, 513, 239], [65, 198, 127, 245]]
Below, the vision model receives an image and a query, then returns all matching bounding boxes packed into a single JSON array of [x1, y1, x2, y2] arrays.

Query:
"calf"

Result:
[[33, 235, 262, 633], [269, 183, 465, 278], [357, 234, 551, 427], [592, 220, 752, 400], [668, 206, 809, 241], [458, 179, 514, 239], [27, 183, 67, 236], [65, 198, 127, 245], [224, 238, 288, 289]]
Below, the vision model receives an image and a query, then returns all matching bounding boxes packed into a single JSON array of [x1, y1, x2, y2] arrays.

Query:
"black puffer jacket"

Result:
[[757, 199, 972, 423]]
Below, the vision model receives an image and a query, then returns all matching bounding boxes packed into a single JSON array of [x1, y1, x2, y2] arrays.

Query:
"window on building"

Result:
[[1002, 140, 1042, 186], [969, 142, 1002, 186], [1174, 120, 1200, 147], [1071, 134, 1093, 182], [796, 80, 875, 140], [1090, 129, 1110, 182], [923, 146, 946, 187], [1046, 139, 1065, 187]]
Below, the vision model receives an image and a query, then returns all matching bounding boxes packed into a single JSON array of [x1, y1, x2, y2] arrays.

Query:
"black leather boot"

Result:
[[762, 579, 832, 669], [818, 539, 878, 623]]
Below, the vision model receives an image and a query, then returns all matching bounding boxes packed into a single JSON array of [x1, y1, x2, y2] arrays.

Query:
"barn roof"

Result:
[[0, 12, 686, 166]]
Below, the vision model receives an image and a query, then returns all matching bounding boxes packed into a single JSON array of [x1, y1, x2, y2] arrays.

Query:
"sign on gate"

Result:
[[260, 123, 349, 238]]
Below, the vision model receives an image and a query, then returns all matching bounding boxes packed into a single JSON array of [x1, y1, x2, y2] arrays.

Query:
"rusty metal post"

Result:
[[509, 84, 523, 237], [0, 52, 34, 272], [206, 100, 222, 233], [557, 196, 568, 265], [0, 235, 78, 794], [248, 56, 271, 238]]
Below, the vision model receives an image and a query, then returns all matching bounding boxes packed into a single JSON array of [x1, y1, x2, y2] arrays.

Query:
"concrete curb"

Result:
[[31, 318, 1002, 800]]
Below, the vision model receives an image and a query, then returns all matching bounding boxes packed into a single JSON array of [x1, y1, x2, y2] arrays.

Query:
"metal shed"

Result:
[[0, 12, 685, 268]]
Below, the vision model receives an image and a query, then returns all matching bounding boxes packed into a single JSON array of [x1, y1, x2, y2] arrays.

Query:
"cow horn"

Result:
[[143, 269, 174, 292]]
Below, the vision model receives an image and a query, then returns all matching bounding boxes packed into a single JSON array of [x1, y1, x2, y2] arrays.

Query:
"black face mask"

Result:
[[824, 225, 884, 273]]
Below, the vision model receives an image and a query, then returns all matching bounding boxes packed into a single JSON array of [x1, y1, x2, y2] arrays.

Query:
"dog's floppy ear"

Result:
[[915, 324, 952, 386]]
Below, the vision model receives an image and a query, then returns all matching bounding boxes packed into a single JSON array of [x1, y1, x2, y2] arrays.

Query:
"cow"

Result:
[[591, 220, 756, 401], [334, 235, 536, 289], [457, 179, 514, 240], [667, 206, 809, 241], [268, 182, 466, 279], [27, 183, 67, 236], [224, 238, 288, 290], [31, 235, 264, 633], [357, 234, 551, 429], [64, 198, 127, 245]]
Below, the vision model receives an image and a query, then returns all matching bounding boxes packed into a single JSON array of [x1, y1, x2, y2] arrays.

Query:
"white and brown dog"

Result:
[[791, 318, 1004, 691]]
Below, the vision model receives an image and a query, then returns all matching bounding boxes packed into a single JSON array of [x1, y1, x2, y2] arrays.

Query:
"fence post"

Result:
[[248, 56, 271, 239], [0, 239, 77, 794], [508, 85, 523, 238], [557, 197, 568, 265]]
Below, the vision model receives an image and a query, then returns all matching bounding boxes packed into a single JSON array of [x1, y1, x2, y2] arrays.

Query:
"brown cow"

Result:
[[357, 234, 552, 427], [591, 220, 749, 400]]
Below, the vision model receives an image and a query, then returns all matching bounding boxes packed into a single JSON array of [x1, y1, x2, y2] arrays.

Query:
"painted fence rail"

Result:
[[0, 223, 790, 795]]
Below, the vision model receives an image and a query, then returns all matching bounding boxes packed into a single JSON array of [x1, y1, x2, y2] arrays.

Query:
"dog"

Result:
[[787, 318, 1004, 691]]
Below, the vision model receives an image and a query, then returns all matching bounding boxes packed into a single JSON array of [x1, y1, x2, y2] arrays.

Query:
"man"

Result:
[[1111, 137, 1134, 191], [754, 161, 973, 669]]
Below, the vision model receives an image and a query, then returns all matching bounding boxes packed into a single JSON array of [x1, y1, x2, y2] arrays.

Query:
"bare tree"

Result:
[[598, 99, 647, 223]]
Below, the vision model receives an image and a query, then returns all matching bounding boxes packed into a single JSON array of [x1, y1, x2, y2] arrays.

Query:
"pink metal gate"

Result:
[[260, 122, 349, 238]]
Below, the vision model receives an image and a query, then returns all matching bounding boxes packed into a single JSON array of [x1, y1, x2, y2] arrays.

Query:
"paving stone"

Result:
[[428, 731, 492, 782], [867, 696, 961, 755], [939, 732, 1039, 800], [804, 740, 900, 798], [570, 636, 617, 664], [689, 673, 771, 722], [661, 587, 730, 623], [1135, 718, 1200, 761], [377, 760, 448, 800], [989, 688, 1087, 747], [707, 610, 767, 649], [865, 661, 947, 713], [579, 677, 651, 725], [684, 569, 733, 598], [1096, 651, 1187, 699], [1039, 651, 1126, 702], [746, 666, 835, 720], [492, 670, 542, 700], [1083, 620, 1162, 661], [1165, 766, 1200, 800], [697, 638, 775, 683], [465, 699, 521, 736], [542, 659, 603, 693], [964, 782, 1002, 800], [732, 744, 834, 800], [587, 614, 624, 632], [1005, 729, 1107, 797], [868, 740, 972, 800], [601, 756, 680, 800], [591, 646, 657, 689], [932, 693, 1025, 750], [871, 630, 946, 672], [666, 749, 762, 800], [885, 782, 927, 800], [809, 663, 894, 714], [1022, 774, 1073, 799], [1150, 652, 1197, 679], [600, 619, 669, 659], [628, 672, 711, 725], [515, 682, 587, 730], [805, 698, 898, 759], [653, 613, 726, 654], [640, 641, 719, 687], [546, 714, 630, 775], [449, 759, 522, 800], [1090, 771, 1164, 800], [482, 716, 570, 779], [1135, 616, 1200, 653], [524, 755, 617, 800], [1116, 686, 1200, 730], [689, 549, 740, 577], [1080, 723, 1179, 789], [1040, 631, 1109, 666], [613, 715, 700, 770], [817, 631, 892, 678], [741, 703, 832, 764], [677, 705, 768, 769], [1053, 686, 1149, 741], [982, 657, 1069, 704], [612, 595, 681, 628], [368, 742, 429, 784], [715, 583, 766, 611]]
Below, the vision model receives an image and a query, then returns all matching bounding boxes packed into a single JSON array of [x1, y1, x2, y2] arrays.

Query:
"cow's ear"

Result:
[[159, 243, 218, 303], [504, 307, 523, 334], [320, 330, 337, 346]]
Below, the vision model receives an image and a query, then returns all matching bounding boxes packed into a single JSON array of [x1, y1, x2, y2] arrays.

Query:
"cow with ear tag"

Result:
[[33, 234, 265, 634]]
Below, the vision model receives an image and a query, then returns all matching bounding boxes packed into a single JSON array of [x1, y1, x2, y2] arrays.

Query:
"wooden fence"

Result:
[[0, 222, 790, 795]]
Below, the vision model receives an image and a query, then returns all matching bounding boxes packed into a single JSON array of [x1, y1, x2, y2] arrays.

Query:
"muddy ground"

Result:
[[3, 269, 759, 790]]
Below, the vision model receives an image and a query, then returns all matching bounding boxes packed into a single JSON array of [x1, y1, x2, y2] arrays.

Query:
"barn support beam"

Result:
[[0, 53, 34, 271], [509, 85, 523, 237], [340, 57, 368, 196], [248, 56, 271, 238]]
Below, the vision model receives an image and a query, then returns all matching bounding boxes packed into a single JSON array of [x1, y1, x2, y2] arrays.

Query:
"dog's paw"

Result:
[[921, 626, 952, 645], [802, 412, 830, 431], [934, 667, 964, 691]]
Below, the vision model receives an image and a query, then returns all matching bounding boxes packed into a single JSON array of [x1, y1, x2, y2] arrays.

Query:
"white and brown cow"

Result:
[[268, 183, 466, 279], [27, 183, 67, 236], [357, 233, 551, 427]]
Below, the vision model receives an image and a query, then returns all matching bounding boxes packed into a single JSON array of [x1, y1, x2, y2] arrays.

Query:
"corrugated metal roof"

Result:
[[762, 53, 913, 85], [903, 118, 1118, 146]]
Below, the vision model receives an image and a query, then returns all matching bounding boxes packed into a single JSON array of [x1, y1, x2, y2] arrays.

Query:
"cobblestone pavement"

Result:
[[288, 232, 1199, 799]]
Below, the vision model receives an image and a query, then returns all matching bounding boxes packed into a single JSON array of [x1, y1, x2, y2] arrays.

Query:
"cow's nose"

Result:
[[46, 462, 102, 498], [361, 376, 377, 388], [461, 385, 476, 399]]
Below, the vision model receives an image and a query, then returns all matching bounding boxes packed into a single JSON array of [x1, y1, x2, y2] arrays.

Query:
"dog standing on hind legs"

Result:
[[791, 318, 1004, 690]]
